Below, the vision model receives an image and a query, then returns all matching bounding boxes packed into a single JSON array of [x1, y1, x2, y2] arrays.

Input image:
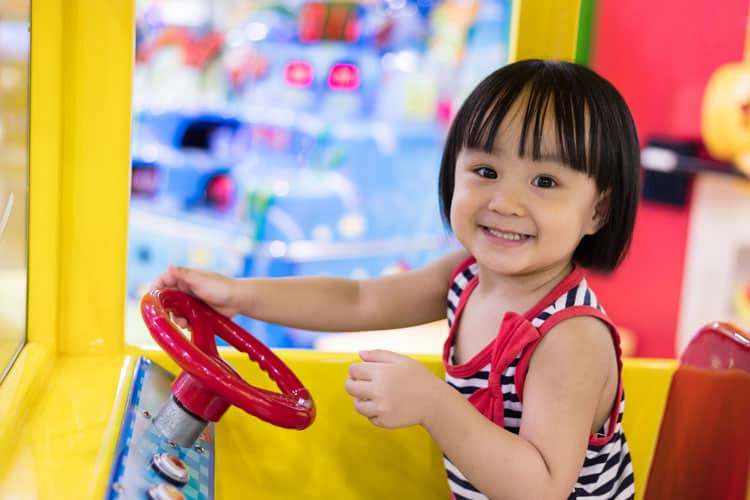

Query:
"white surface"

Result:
[[313, 321, 448, 354], [677, 173, 750, 353]]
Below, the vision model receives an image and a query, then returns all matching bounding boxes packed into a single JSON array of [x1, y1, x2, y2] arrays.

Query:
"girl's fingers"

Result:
[[353, 398, 379, 418], [359, 349, 402, 363], [348, 362, 373, 381], [153, 265, 184, 290], [153, 272, 174, 289], [344, 377, 374, 400]]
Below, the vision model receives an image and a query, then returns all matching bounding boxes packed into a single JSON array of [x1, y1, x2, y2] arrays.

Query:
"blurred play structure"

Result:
[[125, 0, 512, 348], [2, 1, 748, 500]]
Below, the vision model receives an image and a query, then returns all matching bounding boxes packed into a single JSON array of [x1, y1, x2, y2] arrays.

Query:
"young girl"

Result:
[[155, 59, 640, 500]]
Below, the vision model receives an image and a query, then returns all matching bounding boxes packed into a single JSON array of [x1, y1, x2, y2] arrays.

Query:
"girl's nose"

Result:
[[487, 185, 526, 217]]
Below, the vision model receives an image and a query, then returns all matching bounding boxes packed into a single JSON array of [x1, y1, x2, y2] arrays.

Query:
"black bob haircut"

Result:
[[438, 59, 641, 272]]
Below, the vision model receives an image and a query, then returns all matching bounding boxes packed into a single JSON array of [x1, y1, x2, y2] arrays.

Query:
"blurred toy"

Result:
[[618, 326, 638, 357], [734, 279, 750, 323], [701, 17, 750, 176], [137, 26, 224, 68]]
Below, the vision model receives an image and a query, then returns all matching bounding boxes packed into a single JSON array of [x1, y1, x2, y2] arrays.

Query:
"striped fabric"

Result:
[[443, 261, 634, 500]]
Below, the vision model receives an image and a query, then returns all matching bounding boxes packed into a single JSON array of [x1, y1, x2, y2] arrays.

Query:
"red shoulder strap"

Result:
[[514, 306, 625, 445], [448, 255, 476, 284]]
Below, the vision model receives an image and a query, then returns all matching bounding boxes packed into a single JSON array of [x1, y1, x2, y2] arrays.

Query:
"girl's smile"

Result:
[[479, 225, 534, 245]]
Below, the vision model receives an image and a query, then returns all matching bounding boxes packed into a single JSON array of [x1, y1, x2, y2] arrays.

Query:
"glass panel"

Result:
[[0, 0, 30, 383], [126, 0, 510, 348]]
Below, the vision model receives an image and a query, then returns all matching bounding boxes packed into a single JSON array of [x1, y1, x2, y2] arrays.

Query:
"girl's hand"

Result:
[[153, 264, 241, 319], [345, 350, 444, 429]]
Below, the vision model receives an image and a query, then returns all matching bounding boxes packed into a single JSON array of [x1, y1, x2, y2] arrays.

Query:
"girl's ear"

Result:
[[587, 190, 611, 235]]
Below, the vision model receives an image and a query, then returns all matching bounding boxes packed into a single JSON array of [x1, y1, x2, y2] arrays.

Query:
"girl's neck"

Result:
[[473, 261, 574, 313]]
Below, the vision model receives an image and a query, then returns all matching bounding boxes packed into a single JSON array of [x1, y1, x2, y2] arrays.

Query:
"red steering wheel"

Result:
[[141, 288, 315, 429]]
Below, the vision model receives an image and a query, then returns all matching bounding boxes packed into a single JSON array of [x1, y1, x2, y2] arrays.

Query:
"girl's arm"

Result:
[[422, 316, 617, 500], [235, 249, 469, 331], [156, 249, 469, 333]]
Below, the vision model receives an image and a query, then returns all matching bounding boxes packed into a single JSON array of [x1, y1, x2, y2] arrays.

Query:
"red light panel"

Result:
[[283, 61, 314, 88], [327, 63, 359, 91]]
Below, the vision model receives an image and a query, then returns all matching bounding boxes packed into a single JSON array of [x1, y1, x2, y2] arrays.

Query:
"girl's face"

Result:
[[450, 111, 604, 279]]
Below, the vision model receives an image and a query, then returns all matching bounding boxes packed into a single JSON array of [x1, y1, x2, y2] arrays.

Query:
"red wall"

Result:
[[586, 0, 748, 357]]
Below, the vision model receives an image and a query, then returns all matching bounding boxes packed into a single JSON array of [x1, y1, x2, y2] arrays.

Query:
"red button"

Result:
[[151, 452, 189, 486]]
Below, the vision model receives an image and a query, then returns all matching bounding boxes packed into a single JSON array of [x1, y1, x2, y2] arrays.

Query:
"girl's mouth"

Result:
[[481, 225, 533, 241]]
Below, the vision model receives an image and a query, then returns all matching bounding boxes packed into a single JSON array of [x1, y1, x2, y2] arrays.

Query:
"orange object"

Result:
[[618, 326, 638, 357], [644, 323, 750, 500], [735, 281, 750, 323], [136, 27, 223, 67], [701, 4, 750, 176]]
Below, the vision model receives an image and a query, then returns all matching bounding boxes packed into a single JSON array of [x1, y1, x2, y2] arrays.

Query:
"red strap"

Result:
[[514, 306, 624, 445], [448, 255, 476, 284]]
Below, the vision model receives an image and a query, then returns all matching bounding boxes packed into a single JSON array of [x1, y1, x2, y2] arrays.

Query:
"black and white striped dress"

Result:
[[442, 258, 634, 500]]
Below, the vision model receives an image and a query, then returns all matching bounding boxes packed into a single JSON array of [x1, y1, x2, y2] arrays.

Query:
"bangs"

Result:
[[456, 61, 609, 188]]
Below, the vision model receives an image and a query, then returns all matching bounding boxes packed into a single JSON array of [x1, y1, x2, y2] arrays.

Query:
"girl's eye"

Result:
[[532, 175, 557, 188], [475, 166, 497, 179]]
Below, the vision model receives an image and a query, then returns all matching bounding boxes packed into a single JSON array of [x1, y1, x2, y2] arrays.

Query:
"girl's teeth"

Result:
[[486, 227, 528, 240]]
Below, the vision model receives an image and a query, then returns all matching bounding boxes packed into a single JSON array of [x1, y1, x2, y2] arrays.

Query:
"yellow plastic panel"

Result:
[[27, 0, 63, 349], [0, 342, 54, 448], [509, 0, 582, 62], [2, 0, 62, 450], [57, 0, 133, 354], [0, 355, 133, 499], [621, 358, 677, 500], [0, 0, 62, 482]]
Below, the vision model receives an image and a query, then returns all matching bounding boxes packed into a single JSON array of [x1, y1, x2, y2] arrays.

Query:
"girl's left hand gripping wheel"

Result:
[[141, 289, 315, 446]]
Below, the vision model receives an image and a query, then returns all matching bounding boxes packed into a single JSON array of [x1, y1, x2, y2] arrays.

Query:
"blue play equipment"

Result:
[[127, 0, 510, 347]]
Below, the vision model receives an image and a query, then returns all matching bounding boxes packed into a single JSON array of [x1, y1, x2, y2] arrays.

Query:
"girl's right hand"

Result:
[[153, 264, 241, 319]]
